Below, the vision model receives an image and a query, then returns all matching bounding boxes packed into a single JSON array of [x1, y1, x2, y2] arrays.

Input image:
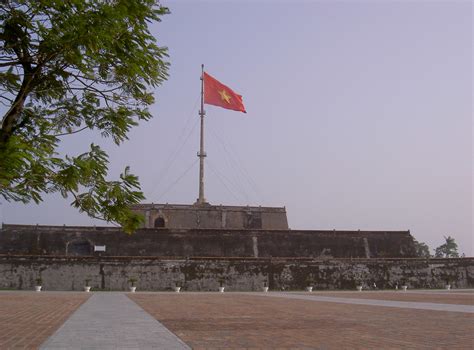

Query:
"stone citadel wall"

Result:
[[0, 255, 471, 291], [130, 203, 289, 229], [0, 224, 416, 258]]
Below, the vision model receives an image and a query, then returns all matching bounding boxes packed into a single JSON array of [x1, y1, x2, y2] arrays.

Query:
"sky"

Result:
[[2, 0, 472, 255]]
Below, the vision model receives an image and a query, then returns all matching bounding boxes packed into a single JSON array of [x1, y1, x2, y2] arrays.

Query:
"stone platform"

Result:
[[1, 290, 472, 349]]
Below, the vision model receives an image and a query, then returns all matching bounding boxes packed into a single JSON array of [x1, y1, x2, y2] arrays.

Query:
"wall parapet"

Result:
[[0, 224, 416, 258], [0, 254, 471, 263]]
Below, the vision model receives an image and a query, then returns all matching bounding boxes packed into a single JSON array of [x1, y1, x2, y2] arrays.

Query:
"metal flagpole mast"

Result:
[[197, 64, 207, 205]]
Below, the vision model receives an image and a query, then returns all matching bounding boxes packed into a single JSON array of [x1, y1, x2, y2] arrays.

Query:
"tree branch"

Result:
[[0, 61, 21, 67], [52, 125, 89, 137]]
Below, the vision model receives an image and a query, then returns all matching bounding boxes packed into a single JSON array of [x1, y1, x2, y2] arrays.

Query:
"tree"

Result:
[[413, 238, 431, 258], [0, 1, 169, 232], [434, 236, 459, 258]]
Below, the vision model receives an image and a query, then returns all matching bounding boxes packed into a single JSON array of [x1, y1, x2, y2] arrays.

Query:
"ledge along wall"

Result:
[[0, 224, 417, 258], [0, 255, 472, 291]]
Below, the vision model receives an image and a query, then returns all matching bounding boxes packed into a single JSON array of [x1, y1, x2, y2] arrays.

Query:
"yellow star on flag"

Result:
[[218, 89, 232, 104]]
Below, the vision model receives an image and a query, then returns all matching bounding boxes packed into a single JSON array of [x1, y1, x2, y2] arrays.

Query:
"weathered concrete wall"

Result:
[[130, 203, 289, 229], [1, 255, 471, 291], [0, 224, 416, 258]]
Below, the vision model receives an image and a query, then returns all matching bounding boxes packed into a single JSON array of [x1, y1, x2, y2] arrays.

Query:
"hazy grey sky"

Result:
[[2, 0, 472, 255]]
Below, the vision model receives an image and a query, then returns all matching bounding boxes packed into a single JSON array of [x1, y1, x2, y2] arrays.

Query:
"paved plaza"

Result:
[[0, 290, 472, 349]]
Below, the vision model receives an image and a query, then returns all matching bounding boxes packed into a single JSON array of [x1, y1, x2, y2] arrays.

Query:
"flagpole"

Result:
[[197, 64, 207, 205]]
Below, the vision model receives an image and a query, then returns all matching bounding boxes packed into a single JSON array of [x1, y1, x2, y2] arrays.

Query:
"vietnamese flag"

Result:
[[203, 72, 246, 113]]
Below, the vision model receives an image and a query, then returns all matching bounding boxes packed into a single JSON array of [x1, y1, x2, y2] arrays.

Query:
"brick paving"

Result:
[[0, 292, 90, 350], [130, 292, 474, 349], [1, 291, 472, 349], [297, 290, 474, 305]]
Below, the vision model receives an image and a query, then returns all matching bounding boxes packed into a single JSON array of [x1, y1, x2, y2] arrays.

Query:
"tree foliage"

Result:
[[434, 236, 459, 258], [0, 0, 169, 232], [413, 238, 431, 258]]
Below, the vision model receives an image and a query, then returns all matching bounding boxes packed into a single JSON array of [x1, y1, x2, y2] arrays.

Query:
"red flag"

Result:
[[203, 72, 246, 113]]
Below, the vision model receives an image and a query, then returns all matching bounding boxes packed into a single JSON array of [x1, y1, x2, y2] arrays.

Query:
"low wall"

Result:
[[0, 224, 416, 258], [1, 255, 472, 291]]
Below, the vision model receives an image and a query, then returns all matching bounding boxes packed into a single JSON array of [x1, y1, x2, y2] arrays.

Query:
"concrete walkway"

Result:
[[40, 293, 190, 350], [251, 292, 474, 313]]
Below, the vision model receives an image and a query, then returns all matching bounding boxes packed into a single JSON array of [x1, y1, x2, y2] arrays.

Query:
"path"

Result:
[[250, 292, 474, 313], [40, 293, 190, 350]]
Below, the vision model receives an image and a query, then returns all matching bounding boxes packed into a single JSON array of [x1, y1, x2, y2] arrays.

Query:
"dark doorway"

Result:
[[154, 217, 165, 228]]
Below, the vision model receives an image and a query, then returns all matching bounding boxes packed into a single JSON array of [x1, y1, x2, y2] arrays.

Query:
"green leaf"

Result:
[[0, 0, 169, 233]]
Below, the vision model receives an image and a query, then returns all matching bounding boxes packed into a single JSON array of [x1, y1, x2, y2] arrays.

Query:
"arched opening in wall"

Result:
[[67, 240, 92, 256], [154, 217, 166, 228]]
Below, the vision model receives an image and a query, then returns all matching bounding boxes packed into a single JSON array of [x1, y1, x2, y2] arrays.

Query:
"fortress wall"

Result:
[[0, 225, 416, 258], [0, 255, 472, 291], [130, 204, 289, 229], [261, 211, 289, 230]]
